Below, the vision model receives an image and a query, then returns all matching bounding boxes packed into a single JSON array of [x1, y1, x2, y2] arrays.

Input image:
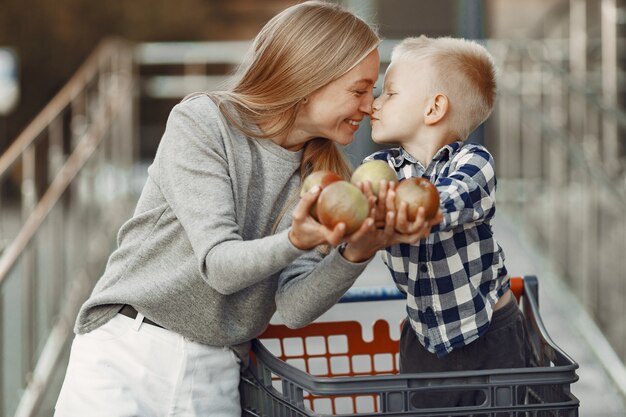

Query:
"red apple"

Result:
[[317, 181, 369, 235], [395, 177, 440, 221], [301, 170, 342, 220], [301, 171, 342, 195], [351, 160, 398, 196]]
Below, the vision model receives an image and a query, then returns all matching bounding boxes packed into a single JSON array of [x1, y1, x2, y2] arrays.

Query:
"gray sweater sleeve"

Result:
[[153, 102, 306, 295], [276, 249, 370, 328]]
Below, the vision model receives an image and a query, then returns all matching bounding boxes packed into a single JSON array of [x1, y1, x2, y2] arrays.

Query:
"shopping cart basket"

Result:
[[240, 276, 579, 416]]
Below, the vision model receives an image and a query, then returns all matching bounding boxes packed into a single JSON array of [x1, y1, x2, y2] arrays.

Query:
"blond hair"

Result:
[[391, 36, 497, 139], [208, 1, 380, 182]]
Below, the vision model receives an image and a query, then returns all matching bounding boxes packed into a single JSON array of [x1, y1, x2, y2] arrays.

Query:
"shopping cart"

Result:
[[240, 276, 579, 416]]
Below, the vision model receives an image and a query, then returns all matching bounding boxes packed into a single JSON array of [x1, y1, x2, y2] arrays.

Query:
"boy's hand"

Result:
[[395, 204, 443, 235], [357, 180, 397, 227], [339, 206, 441, 262]]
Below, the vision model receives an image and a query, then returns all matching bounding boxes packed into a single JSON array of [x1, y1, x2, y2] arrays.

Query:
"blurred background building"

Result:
[[1, 0, 626, 416]]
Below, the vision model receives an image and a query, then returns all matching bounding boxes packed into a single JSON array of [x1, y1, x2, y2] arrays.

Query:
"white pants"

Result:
[[54, 313, 241, 417]]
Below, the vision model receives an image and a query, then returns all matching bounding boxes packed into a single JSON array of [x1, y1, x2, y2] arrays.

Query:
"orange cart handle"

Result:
[[510, 276, 524, 302]]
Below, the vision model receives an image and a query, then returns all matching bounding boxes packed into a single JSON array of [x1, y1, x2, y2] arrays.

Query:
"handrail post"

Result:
[[601, 0, 619, 177], [569, 0, 589, 306], [48, 117, 64, 324], [20, 145, 36, 382]]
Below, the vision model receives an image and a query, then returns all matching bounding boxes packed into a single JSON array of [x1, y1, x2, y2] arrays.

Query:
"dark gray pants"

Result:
[[400, 296, 534, 412]]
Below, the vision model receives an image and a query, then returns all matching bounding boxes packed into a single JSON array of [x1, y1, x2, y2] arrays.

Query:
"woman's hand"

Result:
[[339, 208, 431, 262], [339, 188, 443, 262], [288, 186, 347, 250]]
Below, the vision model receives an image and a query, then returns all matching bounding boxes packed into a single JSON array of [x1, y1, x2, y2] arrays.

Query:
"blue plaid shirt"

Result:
[[364, 141, 509, 357]]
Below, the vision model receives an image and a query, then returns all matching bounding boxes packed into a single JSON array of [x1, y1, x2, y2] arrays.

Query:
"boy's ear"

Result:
[[424, 94, 449, 125]]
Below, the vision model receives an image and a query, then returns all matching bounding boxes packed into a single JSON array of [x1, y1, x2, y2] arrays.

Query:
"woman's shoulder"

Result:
[[166, 93, 239, 141], [173, 93, 221, 122]]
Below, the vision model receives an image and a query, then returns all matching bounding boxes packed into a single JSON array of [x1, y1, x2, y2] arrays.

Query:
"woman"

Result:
[[54, 2, 433, 416]]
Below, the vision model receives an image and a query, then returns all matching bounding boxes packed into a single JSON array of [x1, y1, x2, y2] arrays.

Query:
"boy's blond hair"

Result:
[[391, 36, 497, 140]]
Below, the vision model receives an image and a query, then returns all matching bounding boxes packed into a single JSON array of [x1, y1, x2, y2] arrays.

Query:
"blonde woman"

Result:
[[54, 2, 434, 416]]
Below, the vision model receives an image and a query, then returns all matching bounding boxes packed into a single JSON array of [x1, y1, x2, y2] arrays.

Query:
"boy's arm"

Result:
[[433, 145, 497, 232]]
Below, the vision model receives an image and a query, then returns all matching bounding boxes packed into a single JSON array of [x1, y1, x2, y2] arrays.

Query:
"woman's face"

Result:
[[294, 49, 380, 146]]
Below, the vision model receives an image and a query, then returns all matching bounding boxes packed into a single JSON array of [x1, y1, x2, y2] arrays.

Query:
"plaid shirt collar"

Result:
[[390, 141, 462, 170]]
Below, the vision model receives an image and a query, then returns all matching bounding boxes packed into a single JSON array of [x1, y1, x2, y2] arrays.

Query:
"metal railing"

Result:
[[486, 37, 626, 368], [0, 38, 137, 417]]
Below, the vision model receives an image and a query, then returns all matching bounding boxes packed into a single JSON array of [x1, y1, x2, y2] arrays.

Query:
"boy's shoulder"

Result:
[[452, 142, 494, 165], [459, 142, 489, 153]]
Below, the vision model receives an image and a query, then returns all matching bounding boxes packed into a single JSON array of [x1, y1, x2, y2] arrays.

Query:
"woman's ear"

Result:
[[424, 94, 449, 125]]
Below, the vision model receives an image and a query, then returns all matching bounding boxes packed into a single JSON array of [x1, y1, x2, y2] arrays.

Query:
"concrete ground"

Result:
[[492, 211, 626, 417]]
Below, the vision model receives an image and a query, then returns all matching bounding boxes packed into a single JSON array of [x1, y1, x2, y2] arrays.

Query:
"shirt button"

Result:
[[424, 307, 435, 326], [420, 264, 428, 273]]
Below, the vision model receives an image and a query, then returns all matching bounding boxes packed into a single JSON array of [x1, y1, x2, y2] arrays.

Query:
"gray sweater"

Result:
[[75, 95, 370, 362]]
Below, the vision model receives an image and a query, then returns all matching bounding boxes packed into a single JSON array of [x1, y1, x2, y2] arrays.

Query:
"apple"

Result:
[[301, 170, 342, 220], [395, 177, 440, 221], [317, 181, 369, 235], [301, 170, 342, 196], [351, 160, 398, 196]]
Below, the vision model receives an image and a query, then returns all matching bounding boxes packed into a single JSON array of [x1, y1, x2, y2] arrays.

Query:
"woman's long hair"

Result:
[[208, 0, 380, 182]]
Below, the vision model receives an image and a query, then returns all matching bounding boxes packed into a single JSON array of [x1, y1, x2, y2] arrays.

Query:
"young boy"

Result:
[[365, 36, 533, 408]]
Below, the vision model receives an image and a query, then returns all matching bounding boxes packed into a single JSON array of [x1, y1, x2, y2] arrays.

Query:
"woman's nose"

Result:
[[359, 93, 375, 114]]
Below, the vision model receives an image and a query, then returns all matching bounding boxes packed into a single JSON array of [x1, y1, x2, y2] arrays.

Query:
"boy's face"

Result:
[[370, 59, 433, 145]]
